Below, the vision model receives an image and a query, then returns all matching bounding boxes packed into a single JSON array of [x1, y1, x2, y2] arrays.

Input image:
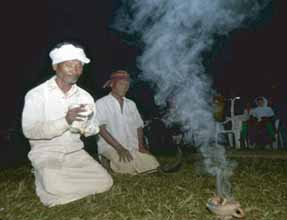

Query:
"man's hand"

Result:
[[99, 126, 133, 162], [65, 105, 87, 125], [115, 145, 133, 162]]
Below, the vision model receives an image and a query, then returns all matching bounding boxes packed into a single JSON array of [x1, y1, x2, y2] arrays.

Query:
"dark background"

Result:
[[1, 0, 286, 132], [0, 0, 285, 168]]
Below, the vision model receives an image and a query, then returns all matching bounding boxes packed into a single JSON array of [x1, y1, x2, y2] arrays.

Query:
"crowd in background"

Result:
[[214, 95, 287, 148]]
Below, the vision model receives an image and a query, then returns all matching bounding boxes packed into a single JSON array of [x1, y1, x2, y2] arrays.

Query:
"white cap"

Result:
[[49, 44, 90, 65]]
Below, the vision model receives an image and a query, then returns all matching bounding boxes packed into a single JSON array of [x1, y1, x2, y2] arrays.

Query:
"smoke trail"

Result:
[[113, 0, 270, 198]]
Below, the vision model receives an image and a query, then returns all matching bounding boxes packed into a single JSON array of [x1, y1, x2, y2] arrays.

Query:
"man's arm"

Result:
[[131, 101, 148, 153], [22, 92, 70, 140], [22, 92, 86, 140], [82, 104, 100, 137], [137, 127, 149, 153], [23, 118, 70, 140], [99, 125, 133, 162]]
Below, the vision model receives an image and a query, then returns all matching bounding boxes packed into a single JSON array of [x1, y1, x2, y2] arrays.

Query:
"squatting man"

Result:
[[22, 42, 113, 207]]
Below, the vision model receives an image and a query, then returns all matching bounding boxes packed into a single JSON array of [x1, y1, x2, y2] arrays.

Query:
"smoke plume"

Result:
[[113, 0, 270, 198]]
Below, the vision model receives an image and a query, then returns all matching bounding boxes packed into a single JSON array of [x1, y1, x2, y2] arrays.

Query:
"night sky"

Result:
[[1, 0, 286, 130]]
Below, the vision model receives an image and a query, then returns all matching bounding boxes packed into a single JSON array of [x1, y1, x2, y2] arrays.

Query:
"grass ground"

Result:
[[0, 150, 287, 220]]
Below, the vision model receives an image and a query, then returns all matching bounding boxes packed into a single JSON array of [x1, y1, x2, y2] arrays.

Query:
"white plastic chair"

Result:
[[215, 97, 243, 148], [215, 116, 243, 148]]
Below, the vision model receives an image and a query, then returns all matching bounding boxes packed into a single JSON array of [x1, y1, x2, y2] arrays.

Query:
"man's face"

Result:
[[111, 79, 130, 97], [53, 60, 83, 84], [257, 99, 264, 107]]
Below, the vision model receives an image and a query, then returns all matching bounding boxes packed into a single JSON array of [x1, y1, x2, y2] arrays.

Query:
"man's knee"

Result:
[[97, 172, 113, 193], [41, 168, 63, 195]]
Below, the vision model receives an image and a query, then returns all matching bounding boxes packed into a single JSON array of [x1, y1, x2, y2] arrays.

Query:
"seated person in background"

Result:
[[268, 97, 287, 147], [248, 96, 275, 147], [213, 95, 225, 122], [241, 102, 254, 146], [94, 70, 160, 174], [242, 102, 253, 121]]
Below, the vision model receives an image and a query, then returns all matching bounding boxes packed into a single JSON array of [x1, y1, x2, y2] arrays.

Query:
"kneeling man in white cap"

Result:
[[22, 42, 113, 207]]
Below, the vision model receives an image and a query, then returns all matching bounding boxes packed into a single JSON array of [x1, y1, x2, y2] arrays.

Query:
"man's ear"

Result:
[[110, 81, 115, 89], [52, 64, 58, 71]]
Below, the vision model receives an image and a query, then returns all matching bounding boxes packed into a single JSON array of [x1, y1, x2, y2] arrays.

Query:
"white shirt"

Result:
[[22, 76, 98, 154], [95, 94, 144, 154], [251, 106, 274, 120]]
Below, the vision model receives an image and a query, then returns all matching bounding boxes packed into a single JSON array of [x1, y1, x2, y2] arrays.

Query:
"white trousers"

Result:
[[101, 148, 160, 175], [29, 149, 113, 207]]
